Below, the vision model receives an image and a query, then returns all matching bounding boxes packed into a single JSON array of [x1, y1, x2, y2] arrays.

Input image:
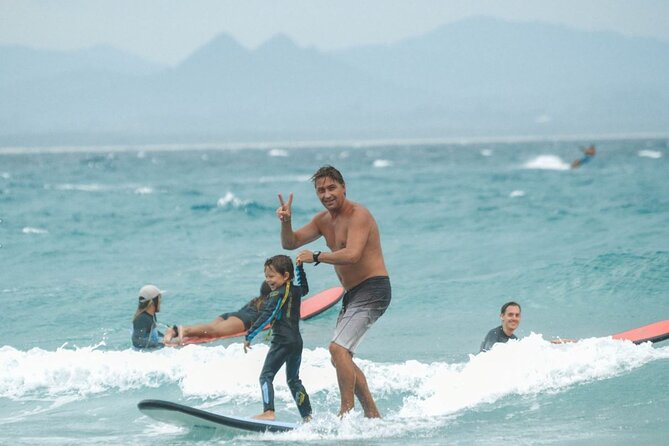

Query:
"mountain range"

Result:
[[1, 16, 668, 145]]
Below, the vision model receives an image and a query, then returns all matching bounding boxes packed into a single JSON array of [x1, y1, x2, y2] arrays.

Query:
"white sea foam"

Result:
[[134, 187, 153, 195], [2, 337, 667, 420], [523, 155, 570, 170], [1, 172, 10, 179], [216, 192, 250, 208], [268, 149, 289, 157], [53, 183, 106, 192], [373, 159, 392, 168], [22, 227, 48, 234], [397, 334, 669, 417], [2, 338, 667, 441], [480, 149, 493, 157], [638, 150, 662, 159], [509, 190, 525, 198]]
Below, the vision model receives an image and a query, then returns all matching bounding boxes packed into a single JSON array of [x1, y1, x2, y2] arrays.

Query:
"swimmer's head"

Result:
[[139, 284, 162, 303]]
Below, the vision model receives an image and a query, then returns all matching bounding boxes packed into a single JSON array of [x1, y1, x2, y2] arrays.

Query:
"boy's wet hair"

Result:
[[501, 301, 521, 315], [264, 254, 295, 280], [311, 165, 345, 187]]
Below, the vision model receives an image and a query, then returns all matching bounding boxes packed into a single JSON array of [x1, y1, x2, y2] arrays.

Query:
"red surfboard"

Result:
[[611, 319, 669, 344], [177, 286, 344, 345]]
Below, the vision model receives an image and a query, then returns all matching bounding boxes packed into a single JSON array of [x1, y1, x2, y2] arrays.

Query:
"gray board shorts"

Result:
[[332, 276, 391, 353]]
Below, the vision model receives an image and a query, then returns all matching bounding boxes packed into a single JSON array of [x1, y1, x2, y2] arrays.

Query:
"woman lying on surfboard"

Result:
[[162, 281, 271, 345]]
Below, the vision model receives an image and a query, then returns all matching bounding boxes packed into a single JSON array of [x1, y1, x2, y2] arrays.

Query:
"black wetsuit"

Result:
[[245, 264, 312, 419], [480, 325, 517, 352], [132, 312, 163, 350], [220, 300, 261, 330]]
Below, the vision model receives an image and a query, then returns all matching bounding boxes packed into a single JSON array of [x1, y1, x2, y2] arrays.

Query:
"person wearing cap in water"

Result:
[[132, 284, 166, 349]]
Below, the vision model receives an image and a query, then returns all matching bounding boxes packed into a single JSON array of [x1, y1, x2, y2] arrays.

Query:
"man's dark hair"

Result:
[[264, 254, 295, 280], [311, 165, 345, 187], [500, 301, 521, 315]]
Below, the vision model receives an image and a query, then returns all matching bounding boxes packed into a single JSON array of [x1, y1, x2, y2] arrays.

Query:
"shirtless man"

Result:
[[277, 165, 391, 418]]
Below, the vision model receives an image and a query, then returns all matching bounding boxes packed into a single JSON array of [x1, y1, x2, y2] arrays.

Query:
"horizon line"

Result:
[[1, 132, 668, 155]]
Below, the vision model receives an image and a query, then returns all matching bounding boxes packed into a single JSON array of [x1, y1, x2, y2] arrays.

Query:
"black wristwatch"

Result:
[[313, 251, 321, 266]]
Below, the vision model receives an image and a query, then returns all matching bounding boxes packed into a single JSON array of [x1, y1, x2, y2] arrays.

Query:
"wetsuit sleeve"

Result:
[[245, 290, 281, 343], [479, 328, 497, 353], [295, 263, 309, 297]]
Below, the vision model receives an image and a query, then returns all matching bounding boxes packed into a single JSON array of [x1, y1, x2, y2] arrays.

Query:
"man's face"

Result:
[[500, 305, 521, 333], [315, 177, 346, 211]]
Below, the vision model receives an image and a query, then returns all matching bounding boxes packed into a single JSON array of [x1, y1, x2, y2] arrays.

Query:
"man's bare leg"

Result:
[[352, 362, 380, 418], [330, 342, 381, 418], [329, 342, 356, 416]]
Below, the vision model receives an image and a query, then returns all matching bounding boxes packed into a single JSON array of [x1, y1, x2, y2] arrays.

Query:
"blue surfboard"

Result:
[[137, 399, 298, 433]]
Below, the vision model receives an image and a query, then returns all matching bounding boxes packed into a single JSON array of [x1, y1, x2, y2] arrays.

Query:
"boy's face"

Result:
[[264, 266, 290, 291]]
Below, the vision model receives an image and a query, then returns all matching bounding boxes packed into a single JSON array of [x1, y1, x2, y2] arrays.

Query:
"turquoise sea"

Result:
[[1, 137, 668, 445]]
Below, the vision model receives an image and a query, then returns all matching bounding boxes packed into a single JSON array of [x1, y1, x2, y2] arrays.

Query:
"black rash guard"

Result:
[[480, 325, 517, 352]]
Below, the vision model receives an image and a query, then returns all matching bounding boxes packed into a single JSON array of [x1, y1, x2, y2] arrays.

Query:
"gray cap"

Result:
[[139, 284, 163, 302]]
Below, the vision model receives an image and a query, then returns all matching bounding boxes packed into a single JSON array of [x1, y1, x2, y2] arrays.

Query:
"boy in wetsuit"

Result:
[[244, 255, 312, 421]]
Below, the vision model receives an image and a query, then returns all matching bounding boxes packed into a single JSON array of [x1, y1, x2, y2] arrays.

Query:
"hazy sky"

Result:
[[1, 0, 668, 65]]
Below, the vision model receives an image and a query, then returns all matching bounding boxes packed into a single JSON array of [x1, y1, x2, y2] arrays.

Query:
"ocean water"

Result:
[[1, 137, 668, 445]]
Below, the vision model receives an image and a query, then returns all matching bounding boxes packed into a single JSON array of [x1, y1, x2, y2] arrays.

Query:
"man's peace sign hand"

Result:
[[277, 193, 293, 223]]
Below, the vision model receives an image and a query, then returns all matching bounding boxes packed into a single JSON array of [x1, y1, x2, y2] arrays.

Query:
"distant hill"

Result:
[[1, 16, 668, 145]]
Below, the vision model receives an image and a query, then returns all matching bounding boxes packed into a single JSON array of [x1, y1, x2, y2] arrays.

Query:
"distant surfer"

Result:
[[243, 255, 313, 422], [480, 302, 577, 351], [163, 281, 271, 345], [480, 301, 521, 352], [277, 165, 391, 418], [132, 284, 166, 350], [570, 144, 596, 169]]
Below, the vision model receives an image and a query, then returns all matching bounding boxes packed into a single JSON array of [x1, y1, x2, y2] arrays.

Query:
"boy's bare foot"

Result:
[[252, 410, 275, 421]]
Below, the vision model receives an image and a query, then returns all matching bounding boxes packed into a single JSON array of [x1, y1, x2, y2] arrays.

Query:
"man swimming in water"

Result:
[[276, 165, 391, 418], [480, 301, 521, 352], [480, 301, 577, 351]]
